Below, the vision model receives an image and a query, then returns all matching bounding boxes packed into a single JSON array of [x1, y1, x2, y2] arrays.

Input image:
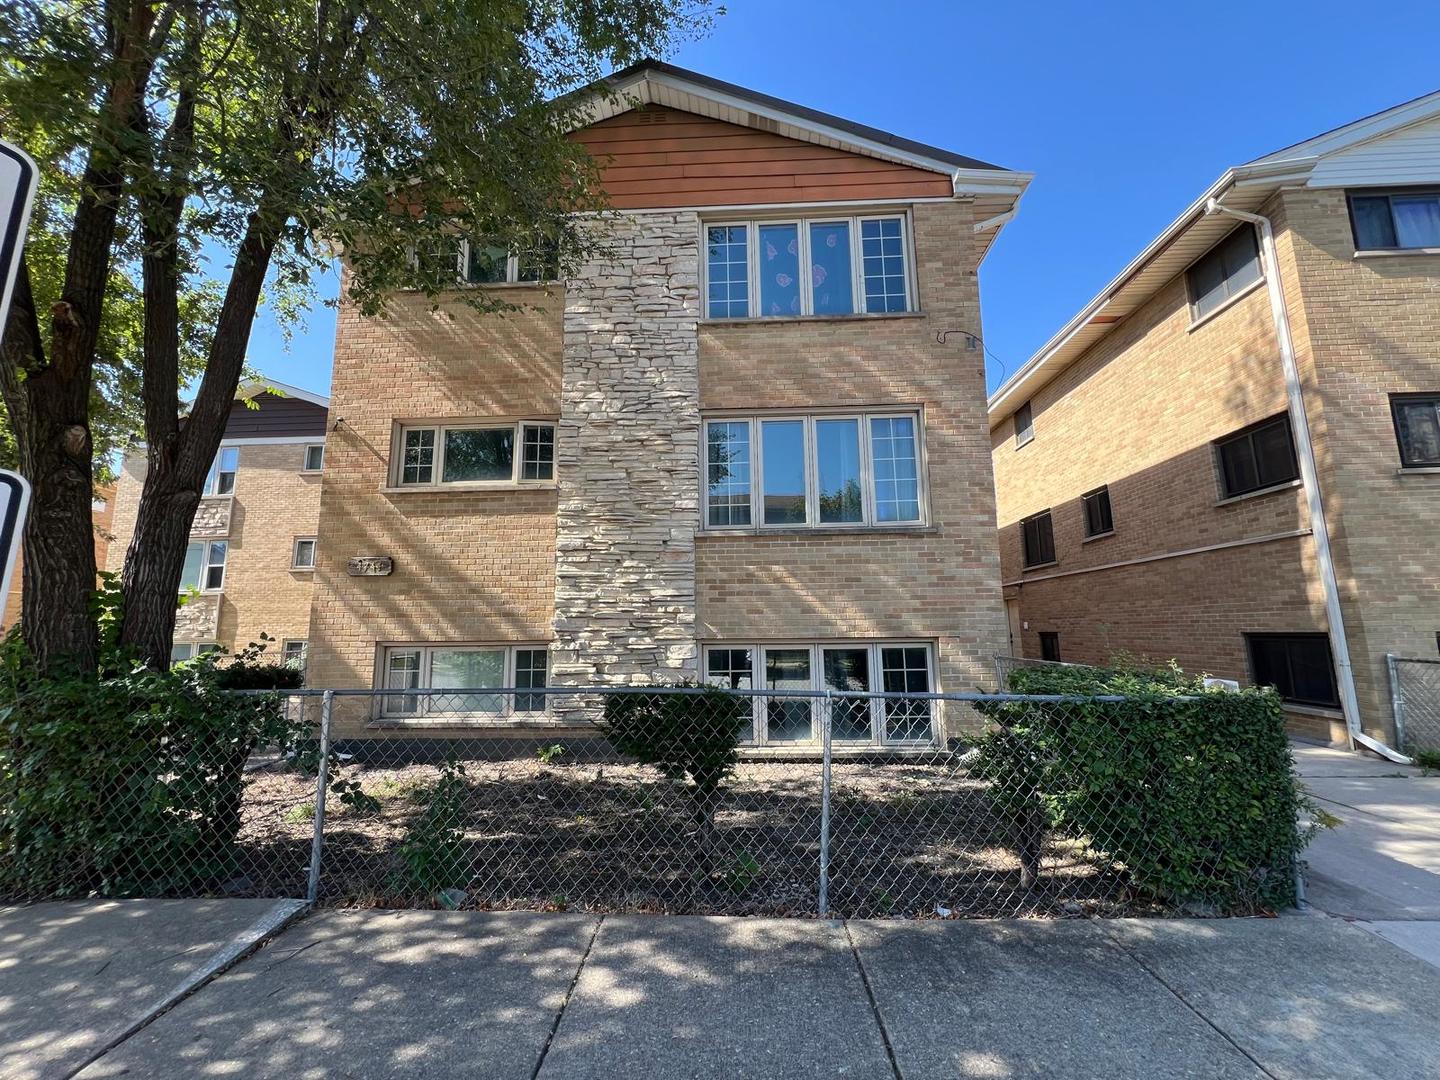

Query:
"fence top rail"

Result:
[[228, 685, 1198, 705], [1390, 654, 1440, 667]]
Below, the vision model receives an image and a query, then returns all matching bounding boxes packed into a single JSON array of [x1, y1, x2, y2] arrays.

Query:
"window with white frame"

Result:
[[414, 237, 559, 285], [171, 642, 219, 664], [381, 644, 549, 717], [703, 642, 935, 746], [281, 639, 308, 670], [703, 214, 914, 319], [204, 446, 239, 495], [292, 537, 317, 569], [396, 421, 555, 487], [703, 412, 924, 529], [180, 540, 227, 591], [303, 444, 325, 472]]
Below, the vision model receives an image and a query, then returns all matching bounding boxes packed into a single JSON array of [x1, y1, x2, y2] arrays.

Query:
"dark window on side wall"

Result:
[[1246, 633, 1339, 709], [1039, 632, 1061, 662], [1349, 189, 1440, 251], [1015, 401, 1034, 448], [1187, 226, 1262, 320], [1082, 485, 1113, 537], [1215, 415, 1299, 499], [1391, 394, 1440, 468], [1021, 510, 1055, 568]]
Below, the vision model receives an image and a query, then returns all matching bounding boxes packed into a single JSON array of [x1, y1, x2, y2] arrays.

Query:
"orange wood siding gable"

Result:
[[572, 106, 954, 208]]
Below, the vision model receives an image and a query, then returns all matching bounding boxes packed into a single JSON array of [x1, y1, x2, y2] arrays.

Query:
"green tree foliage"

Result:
[[0, 0, 716, 670]]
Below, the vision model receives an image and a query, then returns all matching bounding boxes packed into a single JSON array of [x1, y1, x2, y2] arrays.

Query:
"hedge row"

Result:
[[976, 663, 1313, 913]]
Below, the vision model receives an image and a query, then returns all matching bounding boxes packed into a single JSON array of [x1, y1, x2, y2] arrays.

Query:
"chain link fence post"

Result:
[[306, 690, 334, 905], [817, 688, 833, 918]]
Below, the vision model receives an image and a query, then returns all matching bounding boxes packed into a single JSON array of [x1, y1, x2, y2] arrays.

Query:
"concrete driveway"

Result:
[[5, 904, 1439, 1080]]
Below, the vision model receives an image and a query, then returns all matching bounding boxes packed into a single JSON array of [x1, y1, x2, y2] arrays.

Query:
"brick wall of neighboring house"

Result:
[[305, 281, 564, 695], [990, 191, 1347, 740], [1, 484, 115, 635], [697, 198, 1008, 714], [109, 441, 322, 657], [1280, 187, 1440, 738]]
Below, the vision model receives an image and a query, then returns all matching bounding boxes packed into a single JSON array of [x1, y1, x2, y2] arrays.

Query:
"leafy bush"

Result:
[[392, 757, 470, 897], [0, 636, 307, 899], [598, 684, 749, 863], [976, 663, 1313, 912]]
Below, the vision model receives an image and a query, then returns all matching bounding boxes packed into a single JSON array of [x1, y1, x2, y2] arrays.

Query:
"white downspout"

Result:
[[1206, 197, 1410, 765]]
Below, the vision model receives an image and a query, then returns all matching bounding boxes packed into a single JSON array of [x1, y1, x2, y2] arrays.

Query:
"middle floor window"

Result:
[[703, 412, 924, 530], [396, 421, 555, 487], [703, 214, 914, 319]]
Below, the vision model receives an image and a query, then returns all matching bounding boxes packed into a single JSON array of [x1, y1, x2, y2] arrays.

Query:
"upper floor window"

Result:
[[703, 214, 913, 320], [1246, 632, 1339, 709], [204, 446, 239, 495], [1081, 485, 1113, 538], [181, 540, 227, 592], [396, 421, 555, 487], [1349, 189, 1440, 251], [414, 237, 558, 285], [1014, 401, 1034, 448], [1187, 226, 1262, 320], [1391, 394, 1440, 468], [1021, 510, 1055, 569], [703, 412, 924, 530], [303, 444, 325, 472], [1214, 414, 1298, 499]]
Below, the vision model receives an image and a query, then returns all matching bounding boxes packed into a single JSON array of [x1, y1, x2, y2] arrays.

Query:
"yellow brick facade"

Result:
[[991, 186, 1440, 743]]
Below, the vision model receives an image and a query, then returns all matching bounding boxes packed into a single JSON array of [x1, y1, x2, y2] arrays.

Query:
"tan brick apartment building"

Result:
[[109, 380, 328, 667], [989, 92, 1440, 750], [307, 61, 1030, 745]]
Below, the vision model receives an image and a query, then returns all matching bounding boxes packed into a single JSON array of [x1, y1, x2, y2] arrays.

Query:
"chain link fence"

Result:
[[3, 685, 1307, 917], [1389, 655, 1440, 756]]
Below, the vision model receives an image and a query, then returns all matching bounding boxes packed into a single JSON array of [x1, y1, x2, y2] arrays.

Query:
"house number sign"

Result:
[[347, 556, 394, 577]]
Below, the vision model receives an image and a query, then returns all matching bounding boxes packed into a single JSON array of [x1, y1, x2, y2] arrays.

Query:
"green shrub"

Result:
[[976, 663, 1313, 912], [392, 757, 470, 897], [598, 684, 749, 865], [0, 636, 307, 899]]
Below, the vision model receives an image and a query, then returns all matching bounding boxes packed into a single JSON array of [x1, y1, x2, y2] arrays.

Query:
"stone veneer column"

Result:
[[551, 211, 701, 686]]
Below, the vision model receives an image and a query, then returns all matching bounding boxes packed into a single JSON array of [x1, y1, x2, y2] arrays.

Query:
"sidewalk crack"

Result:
[[1103, 931, 1279, 1080], [844, 921, 903, 1080], [531, 915, 603, 1080]]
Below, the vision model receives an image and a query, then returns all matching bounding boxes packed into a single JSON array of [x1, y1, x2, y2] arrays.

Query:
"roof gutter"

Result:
[[1204, 197, 1409, 764]]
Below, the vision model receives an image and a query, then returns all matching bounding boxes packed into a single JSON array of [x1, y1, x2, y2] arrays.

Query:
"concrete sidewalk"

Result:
[[15, 907, 1431, 1080]]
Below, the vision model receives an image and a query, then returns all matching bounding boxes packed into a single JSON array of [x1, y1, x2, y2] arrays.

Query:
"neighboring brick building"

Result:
[[307, 60, 1030, 745], [108, 380, 328, 668], [989, 92, 1440, 748]]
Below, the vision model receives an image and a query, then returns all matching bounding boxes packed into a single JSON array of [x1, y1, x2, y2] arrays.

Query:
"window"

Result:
[[204, 446, 239, 495], [1082, 485, 1113, 538], [1215, 415, 1299, 499], [181, 540, 227, 591], [702, 412, 923, 530], [1014, 401, 1034, 448], [303, 444, 325, 472], [281, 640, 308, 670], [1021, 511, 1055, 569], [1349, 189, 1440, 251], [704, 642, 935, 746], [1246, 633, 1339, 709], [380, 645, 549, 717], [1391, 394, 1440, 468], [171, 642, 219, 663], [396, 421, 555, 487], [703, 214, 913, 319], [292, 537, 317, 570], [415, 237, 559, 284], [1187, 226, 1262, 320], [1039, 632, 1061, 662]]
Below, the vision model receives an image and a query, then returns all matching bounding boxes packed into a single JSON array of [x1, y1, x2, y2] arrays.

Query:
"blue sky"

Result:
[[244, 0, 1440, 397]]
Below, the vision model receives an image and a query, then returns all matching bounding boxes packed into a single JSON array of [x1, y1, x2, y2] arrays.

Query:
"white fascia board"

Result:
[[236, 378, 331, 408]]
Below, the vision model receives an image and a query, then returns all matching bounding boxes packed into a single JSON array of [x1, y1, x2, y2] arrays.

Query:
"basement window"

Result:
[[1245, 633, 1339, 709]]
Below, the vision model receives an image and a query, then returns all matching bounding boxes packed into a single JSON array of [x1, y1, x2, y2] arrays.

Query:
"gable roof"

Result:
[[236, 378, 330, 409], [988, 89, 1440, 430]]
